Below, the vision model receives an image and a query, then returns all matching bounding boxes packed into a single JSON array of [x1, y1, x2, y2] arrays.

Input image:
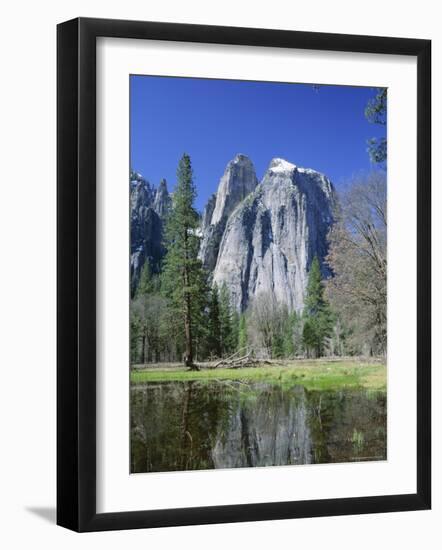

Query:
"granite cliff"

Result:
[[130, 171, 170, 294], [131, 155, 335, 311], [208, 156, 335, 312], [199, 154, 258, 272]]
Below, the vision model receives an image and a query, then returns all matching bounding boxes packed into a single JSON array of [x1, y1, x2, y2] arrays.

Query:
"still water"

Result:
[[131, 381, 386, 473]]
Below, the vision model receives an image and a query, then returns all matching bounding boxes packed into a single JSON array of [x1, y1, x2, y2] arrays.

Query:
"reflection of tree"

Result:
[[306, 389, 387, 464], [180, 382, 193, 470], [130, 382, 233, 473], [240, 408, 255, 467], [130, 383, 387, 473]]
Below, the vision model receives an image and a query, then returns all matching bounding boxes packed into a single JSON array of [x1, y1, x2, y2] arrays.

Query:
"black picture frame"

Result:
[[57, 17, 431, 532]]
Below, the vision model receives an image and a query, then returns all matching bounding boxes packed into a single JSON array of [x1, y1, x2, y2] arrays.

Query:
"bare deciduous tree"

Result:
[[326, 171, 387, 356], [246, 292, 289, 358], [132, 294, 172, 364]]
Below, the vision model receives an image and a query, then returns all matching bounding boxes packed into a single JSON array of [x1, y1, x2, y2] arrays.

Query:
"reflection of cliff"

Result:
[[212, 385, 312, 468], [130, 382, 387, 473]]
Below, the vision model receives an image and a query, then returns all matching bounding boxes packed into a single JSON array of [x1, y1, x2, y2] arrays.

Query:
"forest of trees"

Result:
[[130, 89, 387, 366]]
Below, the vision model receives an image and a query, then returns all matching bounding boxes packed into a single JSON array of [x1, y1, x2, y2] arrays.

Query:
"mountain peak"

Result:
[[153, 178, 171, 218], [157, 178, 168, 192], [268, 158, 297, 174], [199, 154, 258, 270], [208, 155, 258, 226], [231, 153, 253, 165]]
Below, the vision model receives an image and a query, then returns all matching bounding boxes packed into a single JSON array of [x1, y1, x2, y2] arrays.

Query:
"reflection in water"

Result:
[[130, 381, 386, 473]]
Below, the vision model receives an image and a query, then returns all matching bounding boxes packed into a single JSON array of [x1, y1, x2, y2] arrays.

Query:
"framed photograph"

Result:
[[57, 17, 431, 532]]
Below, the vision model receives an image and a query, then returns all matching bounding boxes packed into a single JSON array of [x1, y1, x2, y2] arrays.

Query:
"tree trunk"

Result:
[[183, 266, 193, 367], [183, 292, 194, 367], [141, 333, 146, 365], [182, 231, 199, 371]]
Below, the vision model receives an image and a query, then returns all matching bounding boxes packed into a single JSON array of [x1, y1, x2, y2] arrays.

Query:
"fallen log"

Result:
[[212, 347, 250, 369], [212, 348, 247, 369], [215, 352, 264, 369]]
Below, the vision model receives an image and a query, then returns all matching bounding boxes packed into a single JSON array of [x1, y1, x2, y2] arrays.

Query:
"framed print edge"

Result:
[[57, 18, 80, 531], [57, 17, 431, 532]]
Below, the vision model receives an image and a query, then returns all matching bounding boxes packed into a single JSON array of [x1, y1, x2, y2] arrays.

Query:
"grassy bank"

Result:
[[130, 360, 386, 391]]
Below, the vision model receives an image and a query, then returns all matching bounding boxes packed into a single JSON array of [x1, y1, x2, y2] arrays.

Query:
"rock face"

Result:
[[211, 157, 335, 312], [199, 154, 258, 272], [153, 178, 171, 218], [130, 155, 335, 312], [130, 171, 170, 294]]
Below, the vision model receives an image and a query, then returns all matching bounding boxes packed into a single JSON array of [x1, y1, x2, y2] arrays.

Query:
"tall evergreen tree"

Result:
[[207, 284, 221, 358], [219, 282, 233, 356], [238, 314, 248, 351], [282, 311, 298, 358], [303, 256, 334, 357], [305, 256, 327, 316], [136, 261, 154, 297], [271, 332, 285, 359], [161, 153, 207, 370], [230, 309, 240, 353]]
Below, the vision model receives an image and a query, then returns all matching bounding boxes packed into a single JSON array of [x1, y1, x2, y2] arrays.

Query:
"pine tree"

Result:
[[230, 309, 240, 353], [238, 314, 247, 351], [305, 257, 326, 316], [302, 318, 318, 357], [271, 332, 285, 359], [136, 261, 154, 297], [219, 282, 233, 356], [282, 311, 297, 358], [161, 153, 207, 370], [207, 284, 221, 358], [303, 256, 334, 357]]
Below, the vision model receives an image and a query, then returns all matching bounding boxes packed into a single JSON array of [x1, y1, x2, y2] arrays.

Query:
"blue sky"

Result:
[[130, 75, 386, 212]]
